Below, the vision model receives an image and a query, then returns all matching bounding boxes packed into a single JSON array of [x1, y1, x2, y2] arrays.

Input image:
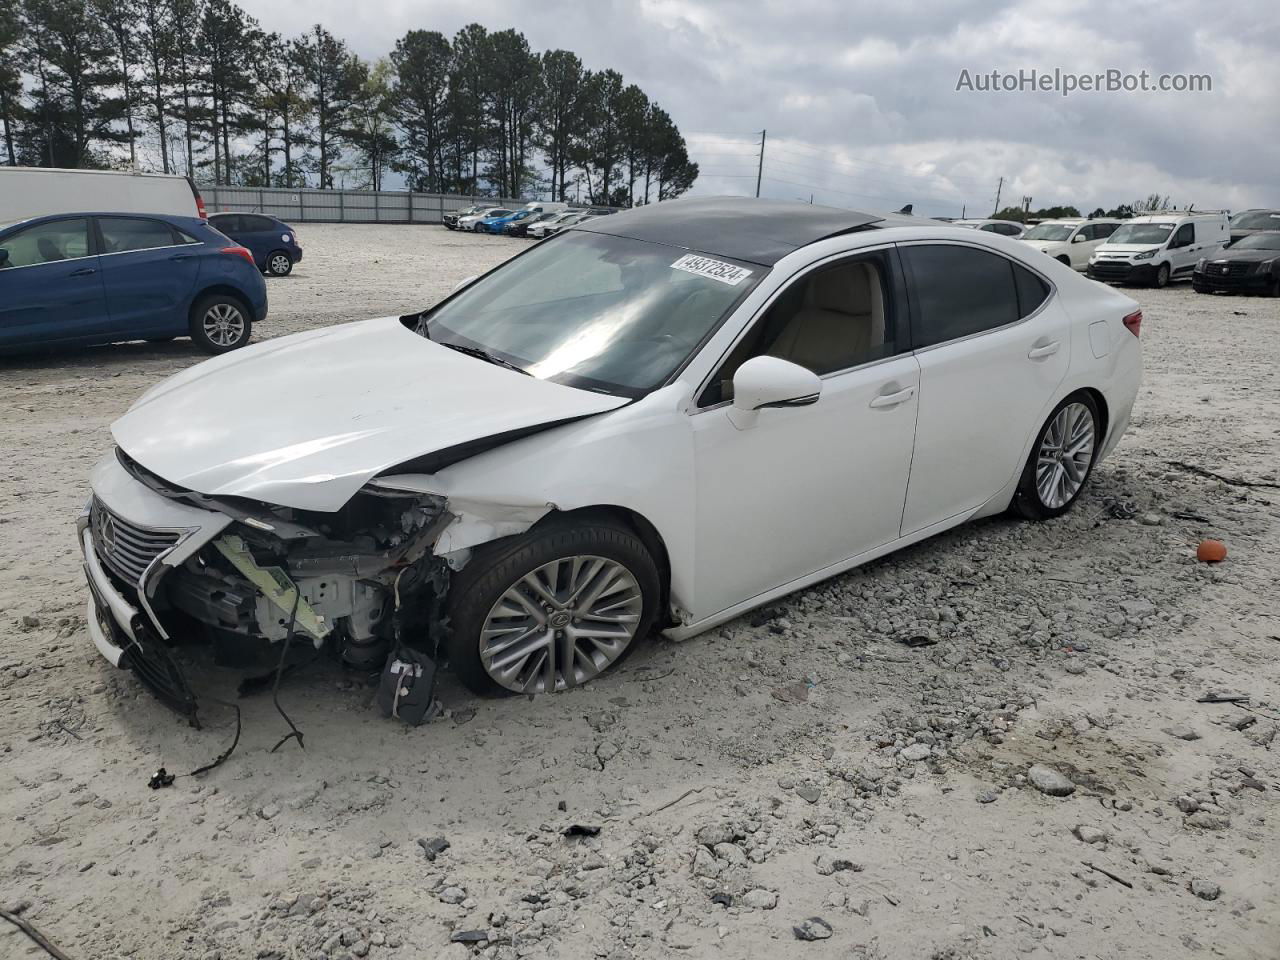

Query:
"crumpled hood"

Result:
[[112, 317, 628, 511]]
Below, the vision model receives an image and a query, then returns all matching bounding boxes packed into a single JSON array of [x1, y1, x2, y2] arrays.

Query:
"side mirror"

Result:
[[1071, 234, 1086, 243], [452, 275, 477, 293], [0, 248, 9, 267], [728, 356, 821, 429]]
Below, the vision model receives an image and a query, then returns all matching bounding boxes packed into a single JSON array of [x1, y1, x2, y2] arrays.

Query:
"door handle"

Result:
[[1027, 341, 1060, 360], [69, 267, 97, 277], [869, 386, 915, 409]]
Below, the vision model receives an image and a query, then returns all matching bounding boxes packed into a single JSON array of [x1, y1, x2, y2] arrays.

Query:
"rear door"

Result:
[[207, 213, 243, 242], [0, 217, 108, 348], [899, 242, 1068, 534], [237, 214, 280, 267], [95, 216, 203, 336]]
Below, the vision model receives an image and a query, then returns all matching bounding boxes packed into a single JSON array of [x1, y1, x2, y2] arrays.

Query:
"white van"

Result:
[[1086, 211, 1229, 287], [520, 201, 569, 217], [1021, 218, 1122, 271], [0, 167, 206, 224]]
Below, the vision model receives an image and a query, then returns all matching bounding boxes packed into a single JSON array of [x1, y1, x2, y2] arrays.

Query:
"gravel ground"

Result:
[[2, 224, 1278, 960]]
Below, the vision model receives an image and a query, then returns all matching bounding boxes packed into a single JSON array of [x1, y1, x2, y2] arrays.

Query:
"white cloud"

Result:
[[236, 0, 1280, 214]]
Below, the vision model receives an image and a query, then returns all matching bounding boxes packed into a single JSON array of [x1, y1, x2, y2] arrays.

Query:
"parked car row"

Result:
[[1009, 208, 1280, 296], [443, 200, 618, 239]]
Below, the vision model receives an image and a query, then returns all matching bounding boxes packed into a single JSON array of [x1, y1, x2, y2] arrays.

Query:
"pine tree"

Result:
[[390, 29, 452, 192]]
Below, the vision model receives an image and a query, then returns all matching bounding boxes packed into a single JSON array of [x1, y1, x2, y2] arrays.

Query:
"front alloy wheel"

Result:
[[480, 556, 643, 693], [1013, 393, 1099, 520], [447, 516, 660, 696]]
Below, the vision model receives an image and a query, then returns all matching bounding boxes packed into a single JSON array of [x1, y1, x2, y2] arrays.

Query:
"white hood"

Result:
[[112, 317, 628, 511]]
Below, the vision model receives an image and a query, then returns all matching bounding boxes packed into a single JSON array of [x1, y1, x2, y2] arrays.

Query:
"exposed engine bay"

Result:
[[106, 448, 456, 683]]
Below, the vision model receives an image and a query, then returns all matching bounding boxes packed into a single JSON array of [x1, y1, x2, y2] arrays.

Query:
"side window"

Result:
[[1172, 224, 1194, 247], [98, 217, 180, 254], [0, 218, 91, 267], [242, 215, 274, 232], [902, 245, 1021, 349], [699, 254, 896, 406], [210, 214, 242, 233], [1095, 222, 1119, 239], [997, 223, 1021, 236], [1012, 262, 1050, 316]]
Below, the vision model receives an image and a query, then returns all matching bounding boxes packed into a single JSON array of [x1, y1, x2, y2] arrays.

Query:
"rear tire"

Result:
[[189, 294, 252, 354], [266, 251, 293, 277], [1011, 392, 1101, 521], [446, 515, 661, 697]]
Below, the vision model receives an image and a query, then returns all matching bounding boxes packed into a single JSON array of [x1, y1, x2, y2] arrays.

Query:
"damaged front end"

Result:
[[80, 448, 456, 724]]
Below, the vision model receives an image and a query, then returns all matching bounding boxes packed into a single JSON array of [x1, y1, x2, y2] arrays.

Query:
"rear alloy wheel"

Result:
[[1153, 263, 1170, 288], [266, 251, 293, 277], [1012, 393, 1100, 520], [189, 295, 252, 354], [447, 517, 660, 696]]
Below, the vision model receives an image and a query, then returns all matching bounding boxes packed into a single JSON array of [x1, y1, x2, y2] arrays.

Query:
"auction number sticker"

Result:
[[671, 253, 753, 286]]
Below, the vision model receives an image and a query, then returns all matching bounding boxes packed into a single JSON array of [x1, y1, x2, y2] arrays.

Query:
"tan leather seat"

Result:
[[766, 263, 884, 374]]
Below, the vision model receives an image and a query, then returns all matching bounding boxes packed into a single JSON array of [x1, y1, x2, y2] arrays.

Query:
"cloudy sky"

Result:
[[239, 0, 1279, 217]]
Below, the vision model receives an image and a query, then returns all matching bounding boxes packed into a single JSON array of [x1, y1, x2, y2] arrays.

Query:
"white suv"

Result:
[[1022, 219, 1122, 271]]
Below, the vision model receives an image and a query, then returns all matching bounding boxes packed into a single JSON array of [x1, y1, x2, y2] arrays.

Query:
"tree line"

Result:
[[994, 194, 1189, 223], [0, 1, 699, 205]]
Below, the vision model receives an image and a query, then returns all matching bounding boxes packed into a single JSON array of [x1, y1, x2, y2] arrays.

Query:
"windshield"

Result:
[[417, 231, 763, 397], [1024, 224, 1074, 241], [1231, 211, 1280, 230], [1107, 222, 1173, 245], [1232, 232, 1280, 251]]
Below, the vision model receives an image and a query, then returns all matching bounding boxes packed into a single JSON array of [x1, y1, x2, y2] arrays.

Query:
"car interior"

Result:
[[702, 257, 891, 405]]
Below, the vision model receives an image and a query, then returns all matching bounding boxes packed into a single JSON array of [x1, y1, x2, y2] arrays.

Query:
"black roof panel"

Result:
[[574, 196, 885, 265]]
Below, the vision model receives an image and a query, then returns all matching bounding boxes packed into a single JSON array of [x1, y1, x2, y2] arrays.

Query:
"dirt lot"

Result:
[[2, 224, 1278, 960]]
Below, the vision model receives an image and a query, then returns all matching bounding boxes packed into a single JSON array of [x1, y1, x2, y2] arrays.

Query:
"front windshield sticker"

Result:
[[671, 253, 754, 286]]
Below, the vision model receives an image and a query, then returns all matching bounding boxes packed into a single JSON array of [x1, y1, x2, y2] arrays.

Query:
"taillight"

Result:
[[196, 195, 207, 219], [220, 245, 255, 266], [1122, 309, 1142, 337]]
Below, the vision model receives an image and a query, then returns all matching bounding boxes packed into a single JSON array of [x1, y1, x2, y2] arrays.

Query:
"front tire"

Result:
[[189, 294, 252, 354], [1011, 393, 1100, 520], [446, 516, 660, 697], [1152, 263, 1170, 288], [266, 251, 293, 277]]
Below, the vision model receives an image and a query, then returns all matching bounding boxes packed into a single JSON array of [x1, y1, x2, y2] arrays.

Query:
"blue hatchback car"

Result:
[[476, 209, 533, 234], [207, 212, 303, 276], [0, 212, 268, 355]]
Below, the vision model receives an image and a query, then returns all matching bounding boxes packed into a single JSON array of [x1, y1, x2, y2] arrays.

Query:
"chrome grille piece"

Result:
[[90, 498, 181, 586]]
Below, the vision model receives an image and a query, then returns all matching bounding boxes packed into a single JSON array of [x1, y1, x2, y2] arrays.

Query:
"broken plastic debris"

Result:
[[148, 768, 176, 790], [562, 824, 601, 838]]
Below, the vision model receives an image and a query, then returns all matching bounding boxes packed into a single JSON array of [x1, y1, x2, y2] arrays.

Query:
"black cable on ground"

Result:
[[0, 906, 75, 960], [270, 592, 305, 753]]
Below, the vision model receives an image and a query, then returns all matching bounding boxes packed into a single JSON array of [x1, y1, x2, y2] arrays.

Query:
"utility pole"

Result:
[[1022, 195, 1032, 220], [991, 176, 1004, 216], [755, 129, 767, 198]]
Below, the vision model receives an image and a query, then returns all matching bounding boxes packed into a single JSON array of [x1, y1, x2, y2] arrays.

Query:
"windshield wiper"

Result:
[[440, 341, 531, 376]]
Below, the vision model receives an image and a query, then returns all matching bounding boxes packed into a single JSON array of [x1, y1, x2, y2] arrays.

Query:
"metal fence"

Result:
[[197, 184, 528, 224]]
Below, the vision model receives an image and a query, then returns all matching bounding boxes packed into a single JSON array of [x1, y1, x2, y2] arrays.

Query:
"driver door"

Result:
[[687, 249, 920, 620]]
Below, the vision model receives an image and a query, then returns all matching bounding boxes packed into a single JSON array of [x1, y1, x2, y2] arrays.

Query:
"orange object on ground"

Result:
[[1196, 539, 1228, 563]]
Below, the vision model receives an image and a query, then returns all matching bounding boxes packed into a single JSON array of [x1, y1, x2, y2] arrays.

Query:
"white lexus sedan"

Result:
[[79, 198, 1142, 713]]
